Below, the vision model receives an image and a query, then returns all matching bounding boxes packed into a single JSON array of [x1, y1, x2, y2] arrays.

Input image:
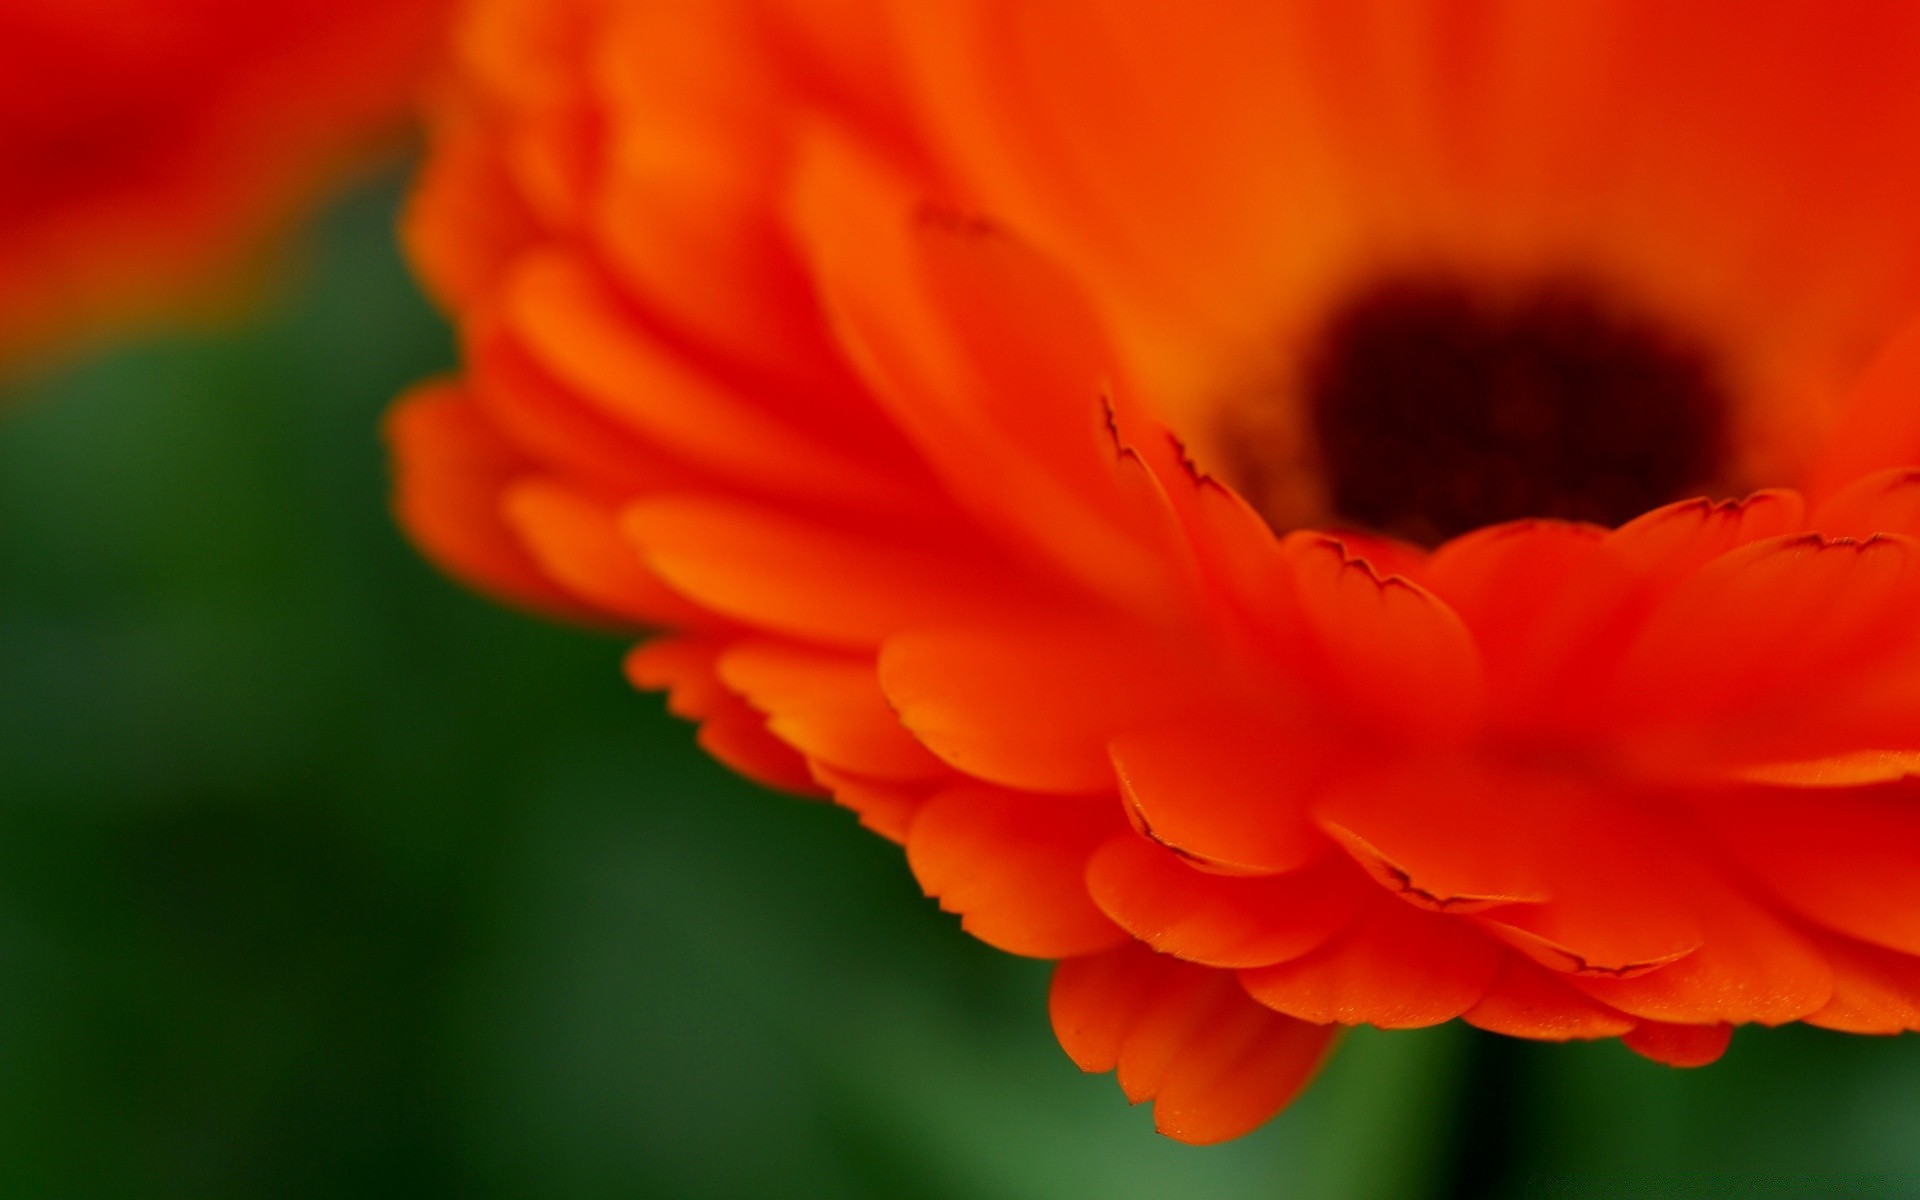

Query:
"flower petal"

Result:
[[905, 785, 1127, 958], [716, 641, 948, 782], [623, 638, 820, 794], [1621, 1021, 1733, 1069], [503, 480, 708, 626], [1086, 835, 1363, 969], [1810, 466, 1920, 539], [502, 250, 913, 507], [1804, 937, 1920, 1035], [1605, 532, 1920, 773], [625, 495, 1021, 649], [1696, 783, 1920, 958], [1277, 532, 1486, 743], [1239, 898, 1501, 1028], [788, 129, 1168, 603], [881, 614, 1203, 794], [811, 765, 935, 845], [385, 383, 594, 620], [1107, 711, 1329, 876], [1314, 761, 1554, 913], [1464, 957, 1636, 1041], [1572, 869, 1832, 1025], [1049, 944, 1337, 1145], [1808, 316, 1920, 500], [1423, 518, 1609, 707]]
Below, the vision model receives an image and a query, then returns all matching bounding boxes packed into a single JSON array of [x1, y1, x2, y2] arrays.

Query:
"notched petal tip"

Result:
[[1050, 945, 1338, 1144], [1320, 818, 1546, 915]]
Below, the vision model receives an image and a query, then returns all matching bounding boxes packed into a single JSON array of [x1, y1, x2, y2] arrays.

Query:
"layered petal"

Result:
[[905, 785, 1127, 958], [387, 0, 1920, 1145], [1050, 944, 1337, 1144]]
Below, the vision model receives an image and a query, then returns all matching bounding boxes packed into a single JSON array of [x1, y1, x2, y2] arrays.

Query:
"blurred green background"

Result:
[[3, 178, 1920, 1199]]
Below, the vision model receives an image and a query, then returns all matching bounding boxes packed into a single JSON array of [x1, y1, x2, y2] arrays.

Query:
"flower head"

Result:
[[389, 0, 1920, 1142], [0, 0, 450, 361]]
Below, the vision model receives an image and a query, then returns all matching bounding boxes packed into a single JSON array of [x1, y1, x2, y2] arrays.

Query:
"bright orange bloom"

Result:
[[0, 0, 450, 361], [389, 0, 1920, 1142]]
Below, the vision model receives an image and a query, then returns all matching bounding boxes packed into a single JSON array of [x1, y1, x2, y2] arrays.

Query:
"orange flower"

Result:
[[388, 0, 1920, 1142], [0, 0, 450, 362]]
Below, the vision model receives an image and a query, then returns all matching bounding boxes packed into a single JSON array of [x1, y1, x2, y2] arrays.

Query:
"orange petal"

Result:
[[1424, 519, 1609, 698], [880, 614, 1203, 794], [1621, 1021, 1733, 1069], [463, 313, 694, 494], [694, 698, 823, 796], [403, 107, 542, 314], [1808, 316, 1920, 501], [1804, 937, 1920, 1035], [1810, 466, 1920, 539], [625, 495, 1020, 649], [621, 639, 819, 795], [1605, 533, 1920, 772], [905, 785, 1127, 958], [1107, 711, 1329, 876], [1050, 943, 1158, 1075], [1278, 533, 1486, 744], [1464, 957, 1636, 1041], [1085, 835, 1363, 969], [625, 637, 729, 719], [1439, 496, 1806, 736], [1049, 944, 1337, 1145], [716, 641, 947, 783], [1314, 761, 1553, 913], [1474, 804, 1705, 980], [899, 2, 1344, 372], [1239, 898, 1501, 1029], [590, 2, 863, 385], [501, 250, 912, 508], [1697, 783, 1920, 958], [384, 383, 593, 620], [503, 480, 709, 626], [811, 765, 936, 845], [788, 128, 1166, 605], [1572, 869, 1832, 1026]]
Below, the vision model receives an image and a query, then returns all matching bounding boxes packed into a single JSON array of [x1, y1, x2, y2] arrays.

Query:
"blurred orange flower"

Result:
[[0, 0, 450, 362], [389, 0, 1920, 1142]]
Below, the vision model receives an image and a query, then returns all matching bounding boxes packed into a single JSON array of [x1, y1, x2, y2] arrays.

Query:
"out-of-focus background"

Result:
[[3, 177, 1920, 1199]]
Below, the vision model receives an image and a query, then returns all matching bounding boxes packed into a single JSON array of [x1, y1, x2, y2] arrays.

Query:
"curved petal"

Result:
[[503, 480, 709, 626], [1107, 710, 1330, 876], [1696, 784, 1920, 958], [1085, 836, 1363, 969], [1276, 532, 1487, 743], [716, 641, 948, 783], [1808, 316, 1920, 500], [1811, 465, 1920, 540], [1621, 1021, 1733, 1068], [622, 638, 820, 795], [1239, 897, 1502, 1028], [880, 613, 1206, 794], [905, 785, 1127, 958], [1049, 944, 1337, 1144], [1604, 532, 1920, 773], [385, 383, 595, 621], [811, 765, 935, 845], [1314, 761, 1554, 912], [1804, 937, 1920, 1035], [626, 495, 1023, 649], [1463, 957, 1636, 1041], [1571, 868, 1833, 1026]]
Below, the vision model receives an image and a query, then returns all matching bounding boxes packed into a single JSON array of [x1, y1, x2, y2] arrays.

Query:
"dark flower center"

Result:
[[1297, 276, 1730, 546]]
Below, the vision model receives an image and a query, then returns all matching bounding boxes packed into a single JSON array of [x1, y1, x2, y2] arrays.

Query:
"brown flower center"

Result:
[[1289, 276, 1731, 546]]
